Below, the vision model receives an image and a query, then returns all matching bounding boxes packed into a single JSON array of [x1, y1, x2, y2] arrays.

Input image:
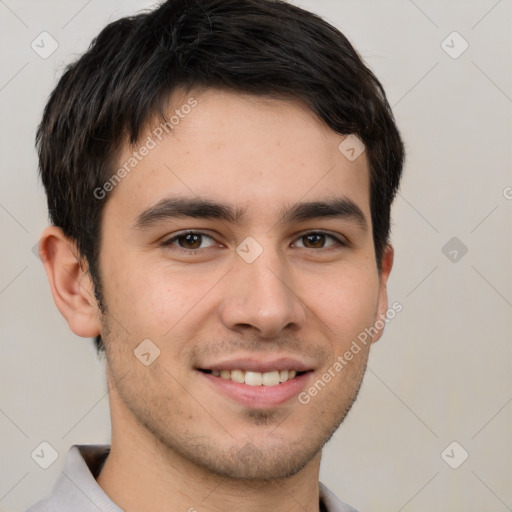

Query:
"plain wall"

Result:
[[0, 1, 511, 511]]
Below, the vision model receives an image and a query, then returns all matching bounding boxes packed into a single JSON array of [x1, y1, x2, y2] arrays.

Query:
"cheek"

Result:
[[103, 254, 170, 317], [104, 256, 221, 344], [307, 263, 380, 336]]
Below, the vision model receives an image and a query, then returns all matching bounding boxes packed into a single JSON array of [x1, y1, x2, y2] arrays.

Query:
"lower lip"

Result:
[[199, 371, 312, 408]]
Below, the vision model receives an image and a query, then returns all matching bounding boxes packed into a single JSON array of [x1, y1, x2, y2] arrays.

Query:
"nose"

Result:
[[218, 247, 307, 339]]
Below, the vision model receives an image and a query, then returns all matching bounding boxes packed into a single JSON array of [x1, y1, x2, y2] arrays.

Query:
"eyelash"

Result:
[[161, 230, 347, 253]]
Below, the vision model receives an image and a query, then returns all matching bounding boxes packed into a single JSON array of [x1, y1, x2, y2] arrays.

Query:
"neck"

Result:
[[97, 388, 323, 512]]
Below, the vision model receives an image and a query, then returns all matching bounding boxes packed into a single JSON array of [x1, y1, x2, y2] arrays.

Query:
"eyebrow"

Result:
[[131, 196, 368, 231], [278, 198, 367, 230], [132, 197, 245, 229]]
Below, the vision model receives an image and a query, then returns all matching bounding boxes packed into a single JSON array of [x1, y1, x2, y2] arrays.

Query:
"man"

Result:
[[28, 0, 404, 510]]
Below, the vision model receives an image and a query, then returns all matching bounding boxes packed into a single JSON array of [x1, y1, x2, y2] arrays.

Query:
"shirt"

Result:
[[25, 445, 359, 512]]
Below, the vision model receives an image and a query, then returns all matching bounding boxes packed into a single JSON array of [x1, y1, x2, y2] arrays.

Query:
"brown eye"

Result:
[[302, 233, 326, 248], [294, 232, 343, 249], [163, 231, 217, 251], [177, 233, 202, 249]]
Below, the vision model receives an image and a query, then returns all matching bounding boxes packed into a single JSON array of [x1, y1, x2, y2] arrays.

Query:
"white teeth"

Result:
[[244, 371, 263, 386], [230, 369, 245, 384], [208, 369, 300, 385], [262, 371, 280, 386]]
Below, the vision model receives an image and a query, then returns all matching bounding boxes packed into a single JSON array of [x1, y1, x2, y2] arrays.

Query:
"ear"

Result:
[[371, 244, 394, 344], [38, 226, 101, 338]]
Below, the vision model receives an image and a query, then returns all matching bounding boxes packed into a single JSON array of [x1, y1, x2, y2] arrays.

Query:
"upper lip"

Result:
[[198, 357, 314, 373]]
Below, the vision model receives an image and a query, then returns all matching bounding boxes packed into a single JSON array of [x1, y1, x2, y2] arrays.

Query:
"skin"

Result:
[[40, 88, 393, 512]]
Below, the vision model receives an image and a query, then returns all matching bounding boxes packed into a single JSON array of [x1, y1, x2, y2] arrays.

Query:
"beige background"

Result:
[[1, 1, 511, 511]]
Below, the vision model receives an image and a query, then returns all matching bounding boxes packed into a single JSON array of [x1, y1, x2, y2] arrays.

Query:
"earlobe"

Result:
[[371, 244, 394, 344], [39, 226, 101, 338]]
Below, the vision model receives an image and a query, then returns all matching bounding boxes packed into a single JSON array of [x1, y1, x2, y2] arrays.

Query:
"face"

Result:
[[96, 88, 391, 480]]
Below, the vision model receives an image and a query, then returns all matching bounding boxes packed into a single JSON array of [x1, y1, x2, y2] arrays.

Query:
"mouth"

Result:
[[196, 358, 314, 407], [198, 368, 305, 386]]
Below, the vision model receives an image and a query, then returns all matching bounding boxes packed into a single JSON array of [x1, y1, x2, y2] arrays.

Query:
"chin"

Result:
[[210, 443, 318, 481], [169, 431, 327, 482]]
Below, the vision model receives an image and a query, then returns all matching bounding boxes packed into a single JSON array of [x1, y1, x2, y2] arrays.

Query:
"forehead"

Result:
[[104, 88, 370, 225]]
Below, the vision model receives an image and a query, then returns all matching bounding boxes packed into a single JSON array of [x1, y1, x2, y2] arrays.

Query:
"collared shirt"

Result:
[[26, 445, 359, 512]]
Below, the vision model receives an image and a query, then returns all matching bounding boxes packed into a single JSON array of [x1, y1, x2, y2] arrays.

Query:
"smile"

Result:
[[198, 368, 313, 408], [201, 369, 301, 386]]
